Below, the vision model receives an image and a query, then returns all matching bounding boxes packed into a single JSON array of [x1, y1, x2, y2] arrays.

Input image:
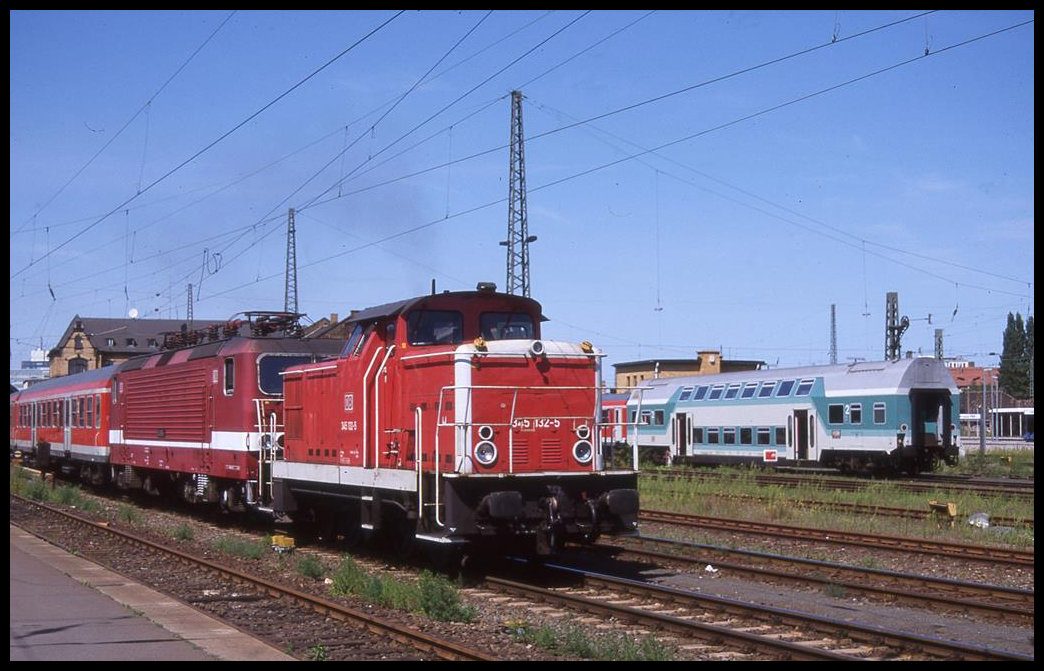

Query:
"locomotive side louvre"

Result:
[[626, 357, 961, 474], [274, 287, 640, 554]]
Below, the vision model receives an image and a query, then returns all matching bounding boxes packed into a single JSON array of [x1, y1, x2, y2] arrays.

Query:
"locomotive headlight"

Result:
[[529, 340, 546, 357], [575, 424, 591, 440], [572, 440, 593, 464], [477, 425, 495, 441], [474, 441, 498, 466]]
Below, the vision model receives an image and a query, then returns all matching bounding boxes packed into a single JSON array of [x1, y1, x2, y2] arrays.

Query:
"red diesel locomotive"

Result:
[[11, 286, 640, 557], [273, 284, 639, 555]]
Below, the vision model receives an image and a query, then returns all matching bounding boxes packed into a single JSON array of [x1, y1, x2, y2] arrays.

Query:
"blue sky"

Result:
[[10, 10, 1034, 375]]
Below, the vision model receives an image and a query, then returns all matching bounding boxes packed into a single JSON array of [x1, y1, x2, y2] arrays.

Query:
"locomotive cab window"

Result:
[[258, 354, 317, 395], [341, 324, 365, 357], [480, 312, 534, 340], [407, 310, 463, 346]]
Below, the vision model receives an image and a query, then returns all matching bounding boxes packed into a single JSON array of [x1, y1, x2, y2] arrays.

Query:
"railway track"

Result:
[[10, 495, 498, 662], [10, 471, 1034, 661], [693, 492, 1033, 529], [640, 509, 1034, 567], [476, 563, 1032, 661], [594, 535, 1034, 625], [650, 468, 1034, 501]]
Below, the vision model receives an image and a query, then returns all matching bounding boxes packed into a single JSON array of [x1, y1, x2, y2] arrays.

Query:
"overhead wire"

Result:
[[11, 10, 406, 281]]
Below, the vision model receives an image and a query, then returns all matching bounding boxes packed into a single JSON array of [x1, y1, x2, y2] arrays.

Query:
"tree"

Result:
[[999, 312, 1033, 399]]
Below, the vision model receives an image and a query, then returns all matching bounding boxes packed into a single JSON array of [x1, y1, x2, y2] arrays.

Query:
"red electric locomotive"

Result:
[[272, 283, 640, 556], [107, 313, 343, 509]]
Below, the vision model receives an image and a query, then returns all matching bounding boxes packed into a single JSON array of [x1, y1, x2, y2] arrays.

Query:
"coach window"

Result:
[[757, 427, 772, 445], [828, 404, 844, 424], [874, 402, 887, 424], [740, 427, 753, 444], [775, 426, 786, 445], [795, 378, 815, 396], [758, 382, 776, 398], [86, 395, 94, 429], [776, 380, 795, 396], [707, 428, 720, 444], [724, 384, 741, 400], [679, 386, 694, 401], [224, 357, 235, 396], [639, 410, 652, 425], [653, 409, 665, 426], [741, 383, 758, 399], [723, 428, 736, 444], [850, 403, 862, 425], [71, 397, 79, 427], [708, 385, 724, 400], [692, 427, 704, 444]]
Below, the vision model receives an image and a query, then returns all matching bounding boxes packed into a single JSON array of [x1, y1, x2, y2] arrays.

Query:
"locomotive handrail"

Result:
[[372, 345, 396, 471], [360, 348, 384, 470]]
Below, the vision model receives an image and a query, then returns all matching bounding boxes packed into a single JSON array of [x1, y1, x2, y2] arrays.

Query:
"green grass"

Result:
[[639, 462, 1035, 548], [507, 621, 677, 661], [328, 556, 475, 622]]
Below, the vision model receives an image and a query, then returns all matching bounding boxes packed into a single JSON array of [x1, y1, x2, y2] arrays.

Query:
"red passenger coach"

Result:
[[108, 315, 342, 508], [10, 365, 116, 480], [273, 284, 640, 556]]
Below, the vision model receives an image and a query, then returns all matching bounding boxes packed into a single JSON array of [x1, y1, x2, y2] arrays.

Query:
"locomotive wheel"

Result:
[[385, 511, 417, 560], [337, 502, 364, 549]]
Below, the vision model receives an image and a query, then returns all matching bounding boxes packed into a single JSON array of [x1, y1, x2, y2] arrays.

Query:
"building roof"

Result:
[[50, 315, 227, 358]]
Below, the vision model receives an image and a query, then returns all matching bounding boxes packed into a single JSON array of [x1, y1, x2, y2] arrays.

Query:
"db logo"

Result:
[[763, 449, 778, 462]]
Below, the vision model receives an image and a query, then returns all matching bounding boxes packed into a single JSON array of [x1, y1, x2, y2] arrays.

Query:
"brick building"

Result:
[[48, 315, 225, 377]]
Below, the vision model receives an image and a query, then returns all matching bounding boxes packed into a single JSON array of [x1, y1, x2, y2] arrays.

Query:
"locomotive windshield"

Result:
[[407, 310, 462, 346], [480, 312, 534, 340]]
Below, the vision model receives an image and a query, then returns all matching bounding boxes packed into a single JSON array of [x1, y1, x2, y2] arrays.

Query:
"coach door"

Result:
[[792, 409, 809, 460], [674, 412, 689, 458]]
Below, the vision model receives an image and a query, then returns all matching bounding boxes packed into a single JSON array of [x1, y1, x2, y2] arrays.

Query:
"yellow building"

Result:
[[612, 350, 764, 391]]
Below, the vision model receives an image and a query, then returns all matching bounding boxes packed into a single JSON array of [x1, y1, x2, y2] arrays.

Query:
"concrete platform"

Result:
[[10, 525, 294, 661]]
